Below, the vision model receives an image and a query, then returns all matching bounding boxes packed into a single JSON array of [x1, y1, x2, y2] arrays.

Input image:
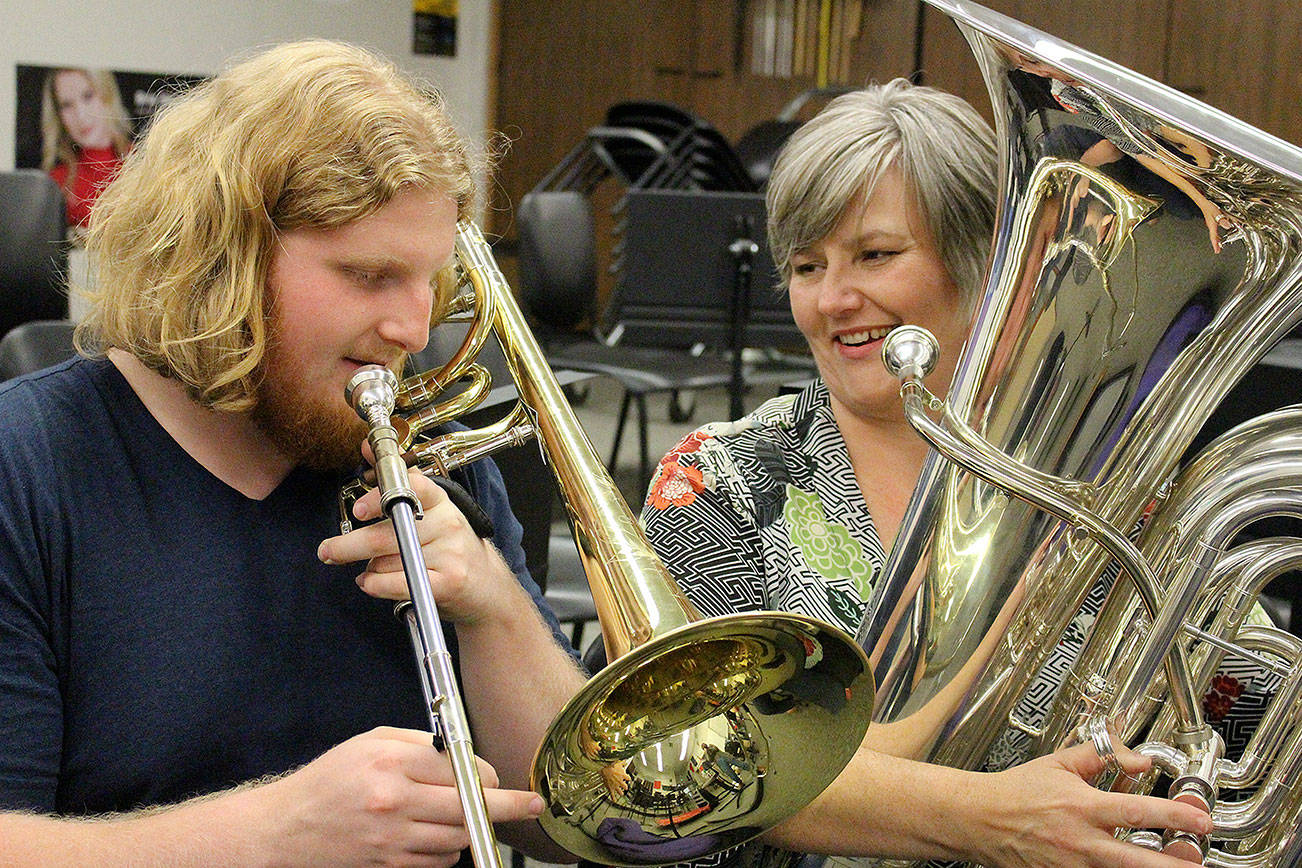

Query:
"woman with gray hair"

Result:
[[640, 80, 1209, 867]]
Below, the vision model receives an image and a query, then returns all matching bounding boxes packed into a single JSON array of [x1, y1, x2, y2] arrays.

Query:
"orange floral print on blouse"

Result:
[[647, 460, 706, 510]]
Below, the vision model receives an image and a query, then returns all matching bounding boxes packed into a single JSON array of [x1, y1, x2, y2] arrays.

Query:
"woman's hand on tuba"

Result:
[[972, 740, 1211, 867]]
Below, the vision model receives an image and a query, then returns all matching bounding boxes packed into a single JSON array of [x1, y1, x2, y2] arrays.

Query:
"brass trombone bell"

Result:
[[368, 221, 875, 866]]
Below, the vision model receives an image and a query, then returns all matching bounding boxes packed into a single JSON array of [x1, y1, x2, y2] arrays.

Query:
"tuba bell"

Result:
[[860, 0, 1302, 864], [347, 221, 875, 866]]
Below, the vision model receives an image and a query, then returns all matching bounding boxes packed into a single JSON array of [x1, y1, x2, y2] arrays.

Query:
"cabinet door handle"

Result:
[[655, 66, 689, 76]]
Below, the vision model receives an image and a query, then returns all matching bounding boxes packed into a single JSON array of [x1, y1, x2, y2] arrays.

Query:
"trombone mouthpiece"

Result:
[[345, 365, 398, 421]]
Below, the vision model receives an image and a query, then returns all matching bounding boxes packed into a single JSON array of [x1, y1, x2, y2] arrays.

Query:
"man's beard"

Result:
[[250, 350, 371, 474]]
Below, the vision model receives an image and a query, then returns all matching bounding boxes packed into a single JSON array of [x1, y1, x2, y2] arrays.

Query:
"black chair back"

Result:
[[517, 191, 597, 334], [0, 319, 77, 381], [0, 171, 68, 338], [734, 119, 803, 187], [602, 101, 698, 182]]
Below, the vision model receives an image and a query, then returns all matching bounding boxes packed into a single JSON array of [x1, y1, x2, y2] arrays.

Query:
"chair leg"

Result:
[[637, 393, 650, 493], [608, 390, 633, 472]]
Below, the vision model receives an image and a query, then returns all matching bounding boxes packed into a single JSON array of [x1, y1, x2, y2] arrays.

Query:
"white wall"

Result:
[[0, 0, 495, 170]]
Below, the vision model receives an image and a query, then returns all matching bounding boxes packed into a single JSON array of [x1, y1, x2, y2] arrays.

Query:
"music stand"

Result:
[[611, 189, 805, 418]]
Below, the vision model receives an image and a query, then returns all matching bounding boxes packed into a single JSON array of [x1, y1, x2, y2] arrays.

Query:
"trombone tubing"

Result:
[[354, 369, 504, 868]]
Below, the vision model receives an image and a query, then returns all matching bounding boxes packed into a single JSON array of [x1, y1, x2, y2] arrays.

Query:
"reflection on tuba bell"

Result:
[[346, 221, 874, 867], [861, 0, 1302, 864]]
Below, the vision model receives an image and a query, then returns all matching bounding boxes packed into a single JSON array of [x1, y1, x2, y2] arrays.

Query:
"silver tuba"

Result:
[[860, 0, 1302, 863]]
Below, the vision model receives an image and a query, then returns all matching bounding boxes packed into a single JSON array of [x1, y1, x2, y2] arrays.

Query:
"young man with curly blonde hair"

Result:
[[0, 40, 584, 866]]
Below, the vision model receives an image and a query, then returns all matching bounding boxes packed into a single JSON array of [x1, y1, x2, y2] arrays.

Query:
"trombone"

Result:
[[341, 220, 874, 867]]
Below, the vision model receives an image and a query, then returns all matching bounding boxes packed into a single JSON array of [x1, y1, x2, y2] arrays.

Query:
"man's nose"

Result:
[[378, 280, 434, 354]]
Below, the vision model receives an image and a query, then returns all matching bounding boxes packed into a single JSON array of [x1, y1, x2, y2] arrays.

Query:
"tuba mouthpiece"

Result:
[[882, 325, 940, 381]]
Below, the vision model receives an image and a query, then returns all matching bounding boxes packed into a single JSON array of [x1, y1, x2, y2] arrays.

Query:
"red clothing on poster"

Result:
[[49, 146, 125, 228]]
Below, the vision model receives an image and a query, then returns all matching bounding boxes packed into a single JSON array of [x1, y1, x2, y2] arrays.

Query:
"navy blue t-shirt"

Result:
[[0, 357, 567, 815]]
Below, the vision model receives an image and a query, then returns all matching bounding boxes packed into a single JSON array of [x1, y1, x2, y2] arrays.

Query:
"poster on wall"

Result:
[[14, 64, 206, 240], [413, 0, 457, 57]]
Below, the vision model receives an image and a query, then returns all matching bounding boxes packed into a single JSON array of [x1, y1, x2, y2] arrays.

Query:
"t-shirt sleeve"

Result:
[[460, 456, 578, 660], [0, 385, 67, 812]]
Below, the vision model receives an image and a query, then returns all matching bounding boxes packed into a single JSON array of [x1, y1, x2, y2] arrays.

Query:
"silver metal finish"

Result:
[[881, 325, 941, 381], [345, 365, 503, 868], [858, 1, 1302, 863]]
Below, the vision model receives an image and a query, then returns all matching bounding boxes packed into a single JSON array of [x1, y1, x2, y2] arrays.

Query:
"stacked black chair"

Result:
[[601, 101, 699, 186], [516, 189, 734, 489], [518, 103, 820, 490], [0, 170, 74, 380], [733, 119, 803, 187], [731, 87, 854, 188], [634, 123, 758, 192], [534, 100, 758, 198]]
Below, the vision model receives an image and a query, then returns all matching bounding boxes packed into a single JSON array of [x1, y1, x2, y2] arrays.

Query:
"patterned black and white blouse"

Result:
[[639, 378, 1279, 867], [641, 380, 883, 635]]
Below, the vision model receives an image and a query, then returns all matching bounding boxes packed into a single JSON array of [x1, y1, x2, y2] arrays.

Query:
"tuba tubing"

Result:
[[859, 1, 1302, 864]]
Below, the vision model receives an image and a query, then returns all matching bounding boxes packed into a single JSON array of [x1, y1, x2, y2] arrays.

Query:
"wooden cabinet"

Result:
[[918, 0, 1170, 122], [490, 0, 918, 237], [1165, 0, 1301, 145], [917, 0, 1301, 148], [490, 0, 1301, 240]]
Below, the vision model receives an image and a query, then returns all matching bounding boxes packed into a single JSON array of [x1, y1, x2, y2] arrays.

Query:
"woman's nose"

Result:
[[817, 265, 866, 316]]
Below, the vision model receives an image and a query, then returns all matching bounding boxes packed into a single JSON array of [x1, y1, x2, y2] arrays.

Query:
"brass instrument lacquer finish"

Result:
[[401, 224, 873, 866], [859, 1, 1302, 863]]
